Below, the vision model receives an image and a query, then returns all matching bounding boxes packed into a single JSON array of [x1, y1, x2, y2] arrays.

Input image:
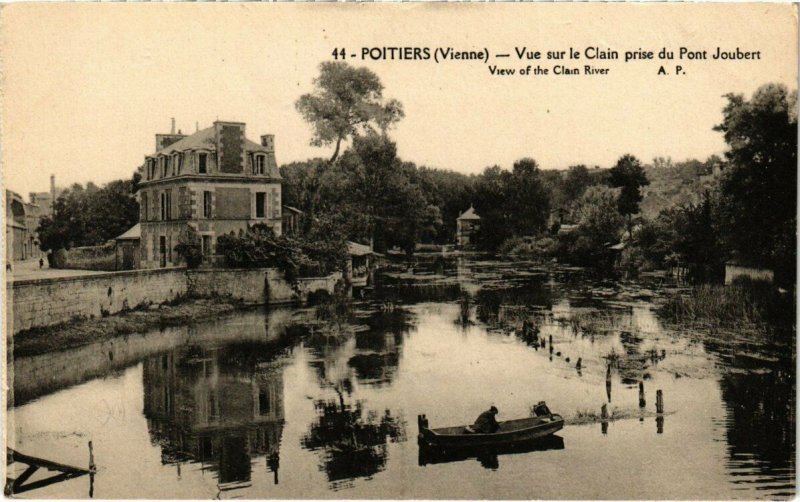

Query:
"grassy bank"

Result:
[[660, 280, 794, 329], [9, 297, 247, 358]]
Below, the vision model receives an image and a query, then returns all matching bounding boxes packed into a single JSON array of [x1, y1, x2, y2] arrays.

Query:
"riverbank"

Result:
[[9, 297, 248, 358]]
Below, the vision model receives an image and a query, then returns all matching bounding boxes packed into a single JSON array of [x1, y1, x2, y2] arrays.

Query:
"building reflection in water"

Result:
[[142, 342, 286, 490]]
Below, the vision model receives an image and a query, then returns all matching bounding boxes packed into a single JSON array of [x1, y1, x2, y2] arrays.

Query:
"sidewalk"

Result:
[[4, 259, 110, 282]]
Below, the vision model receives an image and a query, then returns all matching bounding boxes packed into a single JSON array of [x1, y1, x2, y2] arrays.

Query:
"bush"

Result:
[[215, 223, 348, 285], [174, 227, 203, 269]]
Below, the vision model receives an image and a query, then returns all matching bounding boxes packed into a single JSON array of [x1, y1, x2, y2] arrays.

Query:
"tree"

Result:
[[296, 62, 404, 163], [563, 164, 592, 201], [508, 158, 550, 236], [713, 83, 797, 287], [608, 154, 650, 237], [37, 179, 139, 252], [559, 186, 625, 267]]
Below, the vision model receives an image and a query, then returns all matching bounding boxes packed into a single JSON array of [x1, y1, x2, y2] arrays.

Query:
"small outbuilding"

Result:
[[456, 206, 480, 247], [115, 223, 141, 270]]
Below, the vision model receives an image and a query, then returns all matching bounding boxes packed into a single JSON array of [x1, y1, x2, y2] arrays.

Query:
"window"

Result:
[[203, 191, 212, 218], [256, 192, 266, 218], [202, 235, 212, 257], [147, 159, 155, 180], [254, 155, 266, 175], [177, 154, 183, 174], [141, 192, 148, 221], [160, 190, 172, 221], [259, 389, 271, 416], [171, 155, 179, 176], [160, 157, 167, 177], [198, 153, 207, 174]]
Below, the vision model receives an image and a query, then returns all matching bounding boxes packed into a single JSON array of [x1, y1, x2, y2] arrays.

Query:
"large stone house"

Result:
[[137, 121, 282, 268]]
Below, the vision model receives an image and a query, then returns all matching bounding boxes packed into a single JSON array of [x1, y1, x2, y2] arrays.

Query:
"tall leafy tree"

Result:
[[296, 62, 404, 163], [608, 154, 649, 238], [37, 179, 139, 252], [713, 83, 797, 286]]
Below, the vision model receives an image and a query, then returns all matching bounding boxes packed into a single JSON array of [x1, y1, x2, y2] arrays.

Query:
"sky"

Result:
[[1, 3, 797, 197]]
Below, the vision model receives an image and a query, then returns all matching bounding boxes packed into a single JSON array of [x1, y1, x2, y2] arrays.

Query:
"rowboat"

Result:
[[417, 402, 564, 448]]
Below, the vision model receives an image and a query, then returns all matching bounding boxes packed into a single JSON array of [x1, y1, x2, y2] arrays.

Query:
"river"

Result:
[[7, 258, 795, 499]]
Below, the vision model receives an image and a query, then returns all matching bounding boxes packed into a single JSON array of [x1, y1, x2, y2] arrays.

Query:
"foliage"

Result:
[[296, 62, 404, 163], [37, 179, 139, 252], [608, 154, 649, 237], [713, 83, 797, 287], [173, 226, 203, 269], [557, 186, 625, 267], [660, 279, 790, 328], [473, 159, 551, 252], [215, 223, 348, 285]]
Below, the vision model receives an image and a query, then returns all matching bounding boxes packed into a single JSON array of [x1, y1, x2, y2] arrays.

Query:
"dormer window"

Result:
[[172, 154, 180, 176], [147, 159, 155, 180], [160, 157, 167, 178], [198, 153, 208, 174], [254, 155, 266, 175]]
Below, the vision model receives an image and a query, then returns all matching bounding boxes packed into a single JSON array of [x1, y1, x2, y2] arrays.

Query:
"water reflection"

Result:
[[9, 257, 796, 499], [142, 341, 287, 489], [418, 435, 565, 470], [301, 400, 405, 489]]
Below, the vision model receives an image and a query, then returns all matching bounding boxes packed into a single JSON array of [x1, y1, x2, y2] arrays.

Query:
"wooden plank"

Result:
[[7, 449, 89, 475]]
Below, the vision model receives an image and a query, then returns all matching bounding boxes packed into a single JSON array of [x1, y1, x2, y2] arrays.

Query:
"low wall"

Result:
[[8, 268, 342, 334], [53, 243, 117, 271], [187, 268, 342, 304], [7, 268, 188, 334], [724, 264, 774, 285]]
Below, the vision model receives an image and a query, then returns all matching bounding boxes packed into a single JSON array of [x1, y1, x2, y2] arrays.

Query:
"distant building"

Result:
[[5, 190, 44, 262], [281, 205, 303, 236], [456, 206, 480, 247], [725, 260, 774, 285], [28, 175, 60, 218], [136, 121, 282, 268]]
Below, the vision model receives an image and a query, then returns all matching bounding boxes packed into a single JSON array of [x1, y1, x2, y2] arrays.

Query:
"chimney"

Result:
[[50, 174, 55, 215], [261, 134, 275, 151], [170, 117, 176, 134]]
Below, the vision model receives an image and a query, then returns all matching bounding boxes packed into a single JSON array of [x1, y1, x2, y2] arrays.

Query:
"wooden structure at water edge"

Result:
[[5, 442, 96, 496]]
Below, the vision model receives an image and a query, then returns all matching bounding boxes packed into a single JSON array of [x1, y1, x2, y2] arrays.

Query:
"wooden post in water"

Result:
[[601, 403, 608, 420], [656, 390, 663, 414], [576, 358, 582, 370], [88, 442, 95, 473], [638, 381, 646, 408]]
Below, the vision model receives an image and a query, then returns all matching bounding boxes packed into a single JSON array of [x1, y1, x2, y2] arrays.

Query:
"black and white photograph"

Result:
[[2, 3, 797, 499]]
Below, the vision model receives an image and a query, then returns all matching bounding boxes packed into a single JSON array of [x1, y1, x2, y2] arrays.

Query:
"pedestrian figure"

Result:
[[39, 257, 44, 269]]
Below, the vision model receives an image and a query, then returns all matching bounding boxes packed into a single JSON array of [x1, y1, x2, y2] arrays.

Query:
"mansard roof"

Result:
[[150, 126, 273, 157]]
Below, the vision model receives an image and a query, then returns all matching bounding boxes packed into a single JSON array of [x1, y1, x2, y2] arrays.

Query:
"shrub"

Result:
[[174, 227, 203, 269]]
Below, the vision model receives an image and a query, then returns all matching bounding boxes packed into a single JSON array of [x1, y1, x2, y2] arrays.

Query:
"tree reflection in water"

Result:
[[302, 399, 406, 489]]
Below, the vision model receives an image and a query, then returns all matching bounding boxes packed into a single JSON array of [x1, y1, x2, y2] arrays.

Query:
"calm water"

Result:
[[8, 259, 795, 499]]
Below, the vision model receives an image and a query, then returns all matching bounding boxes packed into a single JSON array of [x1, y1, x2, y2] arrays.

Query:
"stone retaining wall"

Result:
[[7, 268, 342, 334]]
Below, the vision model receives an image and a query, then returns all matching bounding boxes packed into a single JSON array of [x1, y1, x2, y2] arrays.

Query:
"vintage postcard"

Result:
[[2, 3, 797, 500]]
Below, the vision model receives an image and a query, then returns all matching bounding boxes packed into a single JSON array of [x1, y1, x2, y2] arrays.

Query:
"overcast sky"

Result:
[[2, 3, 796, 196]]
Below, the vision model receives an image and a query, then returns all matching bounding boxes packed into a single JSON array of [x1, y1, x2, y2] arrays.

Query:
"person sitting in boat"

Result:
[[465, 406, 500, 433]]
